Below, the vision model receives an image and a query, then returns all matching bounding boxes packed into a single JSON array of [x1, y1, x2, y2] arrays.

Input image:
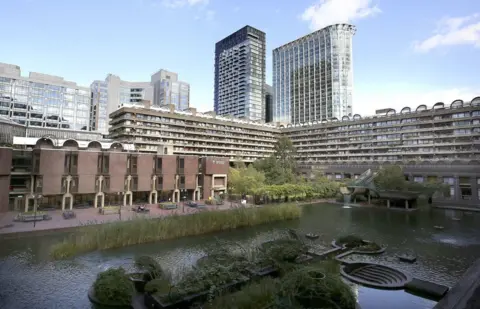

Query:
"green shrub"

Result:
[[93, 268, 134, 306], [206, 277, 279, 309], [155, 264, 246, 302], [51, 204, 301, 259], [277, 265, 356, 309], [261, 239, 308, 263]]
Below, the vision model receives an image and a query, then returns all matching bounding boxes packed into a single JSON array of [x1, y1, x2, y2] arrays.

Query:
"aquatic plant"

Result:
[[206, 277, 279, 309], [261, 238, 308, 263], [92, 268, 134, 306], [50, 204, 302, 260]]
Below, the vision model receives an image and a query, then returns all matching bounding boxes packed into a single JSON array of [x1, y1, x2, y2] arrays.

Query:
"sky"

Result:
[[1, 0, 480, 116]]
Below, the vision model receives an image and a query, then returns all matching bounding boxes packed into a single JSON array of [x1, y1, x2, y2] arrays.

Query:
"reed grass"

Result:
[[50, 204, 302, 260]]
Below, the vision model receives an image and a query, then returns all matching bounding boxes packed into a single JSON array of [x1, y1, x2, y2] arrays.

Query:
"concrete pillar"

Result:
[[405, 200, 409, 209], [25, 197, 30, 212], [368, 194, 371, 205], [387, 200, 390, 208]]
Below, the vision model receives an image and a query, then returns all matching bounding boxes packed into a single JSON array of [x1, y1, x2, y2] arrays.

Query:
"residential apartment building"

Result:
[[109, 104, 279, 162], [284, 97, 480, 207], [214, 26, 266, 121], [151, 70, 190, 111], [0, 62, 91, 131], [273, 24, 356, 124], [0, 137, 229, 213], [90, 74, 153, 135]]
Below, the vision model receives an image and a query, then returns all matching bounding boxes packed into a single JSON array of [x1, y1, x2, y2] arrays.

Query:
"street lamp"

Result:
[[33, 194, 43, 228]]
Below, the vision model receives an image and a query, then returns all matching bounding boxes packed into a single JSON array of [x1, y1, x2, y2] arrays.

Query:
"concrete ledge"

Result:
[[433, 205, 480, 212], [405, 278, 449, 301], [433, 258, 480, 309]]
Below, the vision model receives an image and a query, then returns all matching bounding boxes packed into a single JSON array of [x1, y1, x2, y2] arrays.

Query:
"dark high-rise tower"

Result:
[[214, 26, 266, 121]]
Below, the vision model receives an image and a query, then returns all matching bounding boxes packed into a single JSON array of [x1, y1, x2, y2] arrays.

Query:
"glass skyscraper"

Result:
[[151, 70, 190, 111], [272, 24, 356, 124], [214, 26, 266, 121], [0, 62, 91, 131]]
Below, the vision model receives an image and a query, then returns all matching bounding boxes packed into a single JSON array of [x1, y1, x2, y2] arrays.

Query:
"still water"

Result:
[[1, 204, 480, 309]]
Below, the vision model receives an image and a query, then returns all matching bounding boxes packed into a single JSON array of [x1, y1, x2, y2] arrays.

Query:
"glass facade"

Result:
[[151, 70, 190, 111], [90, 81, 109, 134], [214, 26, 266, 121], [273, 24, 356, 124], [0, 76, 91, 131]]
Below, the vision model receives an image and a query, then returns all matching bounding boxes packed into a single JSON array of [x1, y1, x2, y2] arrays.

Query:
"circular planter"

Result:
[[340, 262, 412, 290], [87, 286, 133, 308]]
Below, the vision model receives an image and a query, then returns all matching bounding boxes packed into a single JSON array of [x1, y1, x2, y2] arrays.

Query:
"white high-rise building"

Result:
[[90, 74, 152, 134], [272, 24, 356, 124]]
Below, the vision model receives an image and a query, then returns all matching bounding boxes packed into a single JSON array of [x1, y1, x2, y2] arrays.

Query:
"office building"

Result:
[[214, 26, 266, 121], [0, 62, 91, 131], [0, 136, 228, 212], [90, 74, 153, 135], [265, 84, 273, 123], [109, 104, 278, 162], [272, 24, 356, 124], [151, 70, 190, 111]]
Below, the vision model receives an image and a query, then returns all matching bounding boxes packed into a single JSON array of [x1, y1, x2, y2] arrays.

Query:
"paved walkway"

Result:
[[0, 202, 239, 235]]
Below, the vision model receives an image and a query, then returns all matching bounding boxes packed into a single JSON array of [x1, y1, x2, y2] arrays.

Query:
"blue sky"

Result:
[[2, 0, 479, 115]]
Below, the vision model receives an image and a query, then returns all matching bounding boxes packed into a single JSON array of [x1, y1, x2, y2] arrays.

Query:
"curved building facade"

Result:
[[273, 24, 356, 124]]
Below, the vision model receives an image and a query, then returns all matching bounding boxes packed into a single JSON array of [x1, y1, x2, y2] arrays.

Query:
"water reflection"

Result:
[[0, 204, 479, 309]]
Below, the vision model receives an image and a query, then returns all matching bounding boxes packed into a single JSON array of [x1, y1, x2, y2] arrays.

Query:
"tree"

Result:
[[374, 165, 407, 191], [254, 136, 297, 185], [274, 136, 297, 171], [374, 165, 450, 198], [228, 165, 265, 196]]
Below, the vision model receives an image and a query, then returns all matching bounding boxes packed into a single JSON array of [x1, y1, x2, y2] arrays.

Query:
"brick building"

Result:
[[0, 138, 228, 213]]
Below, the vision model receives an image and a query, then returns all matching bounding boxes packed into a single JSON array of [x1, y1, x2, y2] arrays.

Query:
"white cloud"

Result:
[[205, 10, 215, 21], [414, 13, 480, 52], [161, 0, 209, 9], [301, 0, 380, 31], [354, 85, 478, 116]]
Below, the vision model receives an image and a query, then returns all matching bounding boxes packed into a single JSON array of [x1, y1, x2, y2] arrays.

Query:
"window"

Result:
[[33, 152, 40, 174], [98, 154, 109, 174], [178, 157, 185, 174], [157, 176, 163, 190], [128, 155, 138, 174], [34, 176, 43, 193], [156, 157, 162, 172], [132, 176, 138, 191], [64, 153, 78, 174], [179, 176, 185, 188], [102, 176, 110, 192]]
